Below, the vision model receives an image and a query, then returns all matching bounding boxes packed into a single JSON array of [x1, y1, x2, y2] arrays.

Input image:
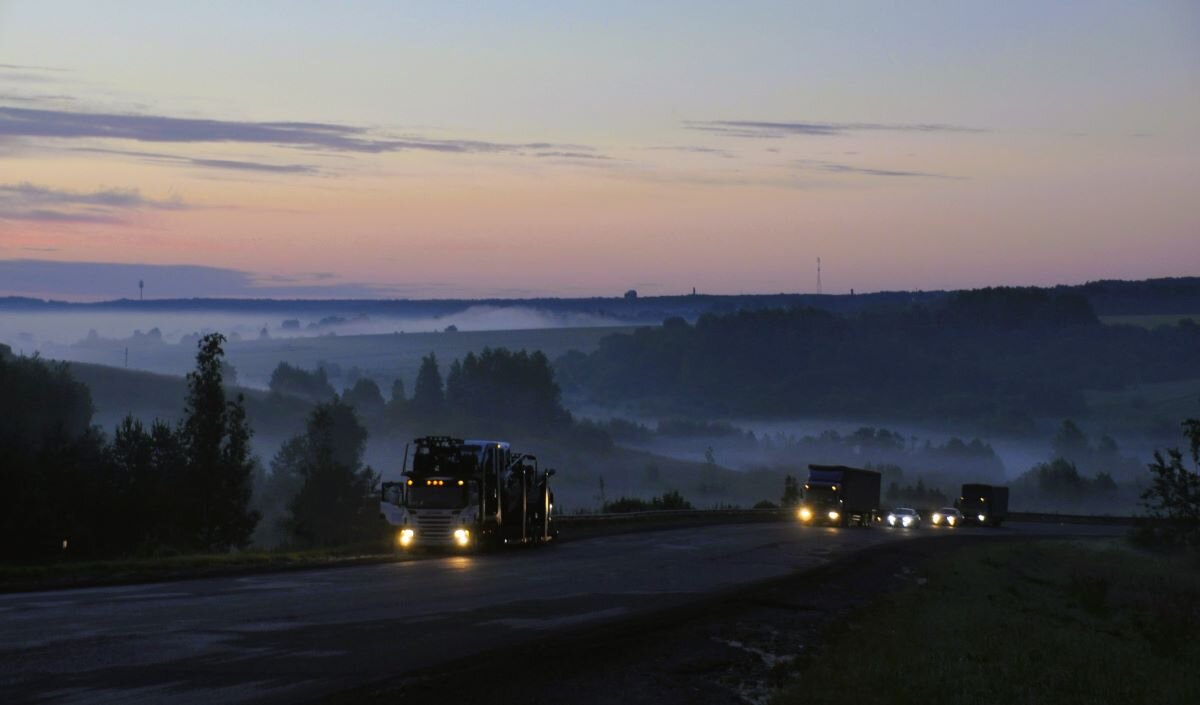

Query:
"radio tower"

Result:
[[816, 258, 822, 295]]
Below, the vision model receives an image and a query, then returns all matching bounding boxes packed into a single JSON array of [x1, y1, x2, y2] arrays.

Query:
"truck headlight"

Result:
[[453, 529, 471, 547], [398, 528, 415, 547], [798, 507, 813, 522], [827, 510, 840, 521]]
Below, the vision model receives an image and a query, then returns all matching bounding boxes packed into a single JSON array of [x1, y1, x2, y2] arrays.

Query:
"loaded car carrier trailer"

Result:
[[380, 436, 558, 550]]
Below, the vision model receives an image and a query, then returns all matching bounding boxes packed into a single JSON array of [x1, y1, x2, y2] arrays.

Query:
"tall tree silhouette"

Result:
[[180, 333, 259, 551], [284, 400, 379, 547], [411, 353, 444, 417]]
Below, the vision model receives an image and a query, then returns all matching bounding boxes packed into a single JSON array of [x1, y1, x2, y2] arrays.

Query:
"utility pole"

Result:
[[138, 279, 144, 301], [817, 257, 822, 295]]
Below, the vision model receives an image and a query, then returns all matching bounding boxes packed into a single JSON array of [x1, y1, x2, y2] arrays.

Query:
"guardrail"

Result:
[[557, 508, 1139, 527], [1006, 511, 1139, 526], [559, 508, 787, 523]]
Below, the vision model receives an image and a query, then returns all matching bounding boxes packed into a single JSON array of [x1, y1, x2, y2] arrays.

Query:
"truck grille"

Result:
[[415, 514, 453, 542]]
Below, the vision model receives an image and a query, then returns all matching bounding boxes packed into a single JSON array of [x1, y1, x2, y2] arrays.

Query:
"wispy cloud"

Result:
[[0, 106, 592, 157], [0, 63, 69, 72], [73, 147, 320, 174], [0, 63, 71, 85], [0, 182, 186, 224], [685, 120, 984, 139], [533, 150, 612, 160], [647, 145, 736, 158], [793, 159, 961, 179]]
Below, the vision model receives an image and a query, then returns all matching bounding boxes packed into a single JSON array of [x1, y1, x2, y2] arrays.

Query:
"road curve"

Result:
[[0, 521, 1122, 704]]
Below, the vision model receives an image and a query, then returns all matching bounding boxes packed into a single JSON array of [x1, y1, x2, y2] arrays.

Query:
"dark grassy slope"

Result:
[[775, 540, 1200, 705]]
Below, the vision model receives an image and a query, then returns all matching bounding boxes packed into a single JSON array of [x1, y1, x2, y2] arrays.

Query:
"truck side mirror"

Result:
[[546, 469, 557, 477]]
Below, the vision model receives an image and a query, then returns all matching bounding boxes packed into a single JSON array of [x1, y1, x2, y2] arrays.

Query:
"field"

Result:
[[1083, 377, 1200, 434], [1100, 313, 1200, 328], [774, 539, 1200, 705], [52, 325, 639, 390]]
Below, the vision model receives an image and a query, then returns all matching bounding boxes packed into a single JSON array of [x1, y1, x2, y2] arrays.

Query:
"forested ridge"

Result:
[[556, 288, 1200, 425]]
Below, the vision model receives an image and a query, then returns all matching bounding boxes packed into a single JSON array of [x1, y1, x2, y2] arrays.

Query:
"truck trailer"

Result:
[[797, 464, 881, 527], [958, 483, 1009, 527], [380, 436, 558, 550]]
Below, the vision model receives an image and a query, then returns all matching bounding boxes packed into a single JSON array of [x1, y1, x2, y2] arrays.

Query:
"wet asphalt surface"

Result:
[[0, 521, 1123, 704]]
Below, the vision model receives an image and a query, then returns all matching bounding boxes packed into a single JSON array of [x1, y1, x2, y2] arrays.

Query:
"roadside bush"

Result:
[[602, 490, 693, 513], [1137, 416, 1200, 549]]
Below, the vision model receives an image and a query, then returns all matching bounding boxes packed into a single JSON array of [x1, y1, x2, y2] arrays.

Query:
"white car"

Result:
[[886, 507, 922, 528], [930, 507, 963, 527]]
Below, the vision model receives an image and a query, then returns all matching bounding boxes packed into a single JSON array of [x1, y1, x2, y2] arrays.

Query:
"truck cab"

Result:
[[958, 483, 1009, 527], [797, 465, 881, 527]]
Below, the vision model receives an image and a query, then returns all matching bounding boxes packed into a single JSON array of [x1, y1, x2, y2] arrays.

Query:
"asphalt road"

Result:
[[0, 521, 1123, 705]]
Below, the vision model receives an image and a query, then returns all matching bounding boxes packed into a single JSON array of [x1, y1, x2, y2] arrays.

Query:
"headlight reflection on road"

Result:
[[447, 556, 474, 571]]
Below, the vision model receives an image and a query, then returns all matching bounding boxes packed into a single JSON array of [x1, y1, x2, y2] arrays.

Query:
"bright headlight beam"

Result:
[[453, 529, 470, 546]]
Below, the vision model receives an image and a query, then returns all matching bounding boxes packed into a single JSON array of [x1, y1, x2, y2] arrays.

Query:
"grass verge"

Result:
[[773, 540, 1200, 705]]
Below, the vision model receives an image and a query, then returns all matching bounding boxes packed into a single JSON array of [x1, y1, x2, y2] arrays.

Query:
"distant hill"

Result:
[[3, 276, 1196, 320]]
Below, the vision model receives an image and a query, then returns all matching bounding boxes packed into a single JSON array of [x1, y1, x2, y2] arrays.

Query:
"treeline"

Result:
[[266, 347, 604, 449], [0, 336, 382, 561], [761, 427, 1005, 479], [0, 336, 260, 560], [556, 287, 1200, 428], [0, 339, 613, 560], [1010, 420, 1140, 507]]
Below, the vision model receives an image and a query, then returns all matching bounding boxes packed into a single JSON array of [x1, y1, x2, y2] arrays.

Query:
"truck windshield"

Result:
[[407, 485, 468, 509], [805, 484, 838, 504]]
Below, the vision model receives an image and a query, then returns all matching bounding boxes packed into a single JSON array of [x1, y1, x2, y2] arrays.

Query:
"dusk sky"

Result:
[[1, 1, 1197, 300]]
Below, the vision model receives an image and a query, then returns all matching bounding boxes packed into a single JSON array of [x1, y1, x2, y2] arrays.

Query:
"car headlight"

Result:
[[887, 514, 896, 525], [827, 510, 840, 521], [453, 528, 471, 547], [978, 514, 986, 522], [947, 516, 956, 526], [398, 528, 415, 547], [902, 516, 912, 527], [932, 513, 942, 524], [798, 507, 813, 522]]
